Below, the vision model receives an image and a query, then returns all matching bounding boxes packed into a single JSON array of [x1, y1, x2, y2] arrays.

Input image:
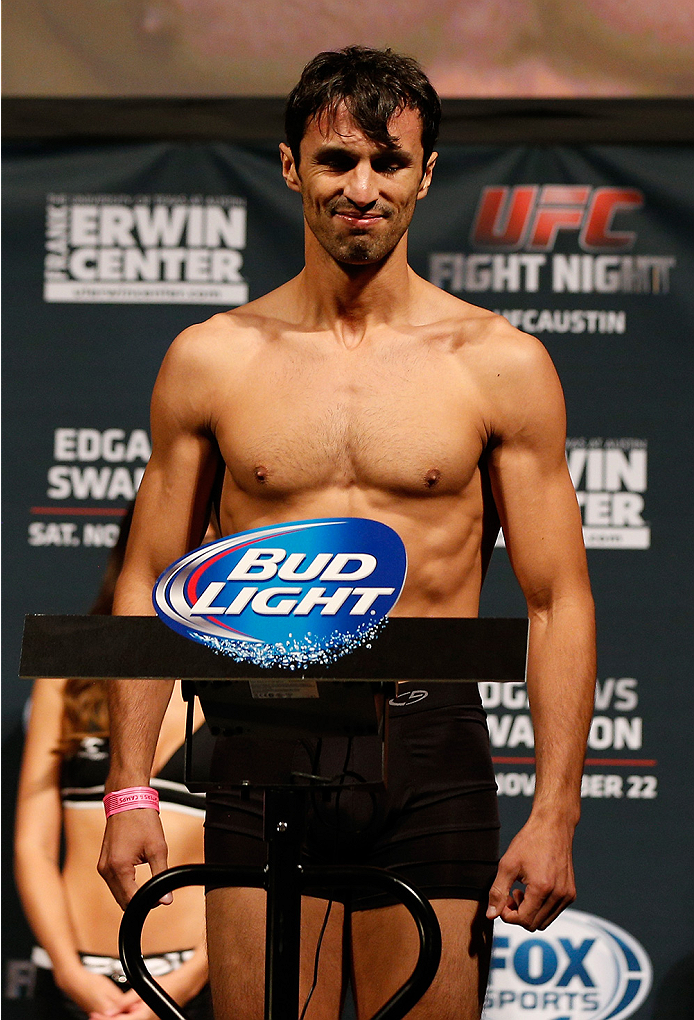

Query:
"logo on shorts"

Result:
[[389, 690, 429, 707], [153, 518, 407, 668], [483, 908, 652, 1020]]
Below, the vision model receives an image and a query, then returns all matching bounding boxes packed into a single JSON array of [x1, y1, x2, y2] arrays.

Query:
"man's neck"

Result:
[[299, 231, 415, 344]]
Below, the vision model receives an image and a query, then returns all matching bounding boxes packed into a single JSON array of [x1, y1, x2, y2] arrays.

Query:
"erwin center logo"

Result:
[[567, 438, 649, 549], [43, 193, 248, 305]]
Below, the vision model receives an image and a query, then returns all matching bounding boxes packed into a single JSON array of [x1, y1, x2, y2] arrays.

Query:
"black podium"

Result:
[[20, 615, 528, 1020]]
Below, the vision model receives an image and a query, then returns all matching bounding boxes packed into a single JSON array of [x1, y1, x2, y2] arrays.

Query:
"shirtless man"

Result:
[[98, 47, 595, 1020]]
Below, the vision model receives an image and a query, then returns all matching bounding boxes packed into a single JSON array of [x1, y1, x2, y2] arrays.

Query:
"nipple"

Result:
[[425, 469, 441, 488], [254, 465, 269, 484]]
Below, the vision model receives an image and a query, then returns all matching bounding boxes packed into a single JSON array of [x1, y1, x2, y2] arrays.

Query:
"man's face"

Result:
[[280, 104, 437, 266]]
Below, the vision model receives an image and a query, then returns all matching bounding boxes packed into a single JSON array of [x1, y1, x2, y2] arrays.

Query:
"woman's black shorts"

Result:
[[204, 682, 499, 911]]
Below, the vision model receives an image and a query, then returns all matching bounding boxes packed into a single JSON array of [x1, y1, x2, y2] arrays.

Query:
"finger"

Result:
[[536, 891, 576, 930], [492, 884, 524, 919], [522, 872, 576, 931], [97, 830, 139, 910], [117, 1004, 152, 1020], [500, 883, 552, 930], [487, 859, 519, 919], [148, 842, 169, 878], [523, 895, 564, 932], [146, 840, 172, 905], [117, 991, 141, 1007], [100, 993, 127, 1012], [102, 873, 136, 911], [98, 854, 139, 910]]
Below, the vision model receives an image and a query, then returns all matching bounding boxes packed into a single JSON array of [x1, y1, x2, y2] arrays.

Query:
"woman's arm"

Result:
[[90, 939, 209, 1020], [156, 939, 208, 1007], [14, 678, 126, 1014]]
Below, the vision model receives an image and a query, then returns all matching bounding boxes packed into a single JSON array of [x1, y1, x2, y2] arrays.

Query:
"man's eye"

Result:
[[319, 156, 355, 172], [374, 161, 406, 174]]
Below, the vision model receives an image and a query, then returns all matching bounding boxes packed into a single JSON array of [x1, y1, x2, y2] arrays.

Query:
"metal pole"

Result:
[[120, 861, 441, 1020], [263, 789, 307, 1020]]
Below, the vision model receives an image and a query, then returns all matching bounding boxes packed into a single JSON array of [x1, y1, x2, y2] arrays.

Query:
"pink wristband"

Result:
[[103, 787, 160, 818]]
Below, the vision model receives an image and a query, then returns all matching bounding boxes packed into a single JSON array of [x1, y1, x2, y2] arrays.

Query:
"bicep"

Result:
[[115, 336, 222, 613], [487, 347, 589, 608], [120, 432, 219, 592]]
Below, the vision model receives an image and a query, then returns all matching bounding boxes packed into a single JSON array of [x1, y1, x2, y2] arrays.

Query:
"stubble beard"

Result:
[[329, 232, 397, 265], [309, 201, 414, 267]]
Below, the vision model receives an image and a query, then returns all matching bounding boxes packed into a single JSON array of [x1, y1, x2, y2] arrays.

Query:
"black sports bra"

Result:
[[60, 727, 214, 815]]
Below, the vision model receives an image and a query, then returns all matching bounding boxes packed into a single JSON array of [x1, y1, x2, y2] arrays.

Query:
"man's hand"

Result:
[[98, 809, 171, 910], [486, 814, 576, 931]]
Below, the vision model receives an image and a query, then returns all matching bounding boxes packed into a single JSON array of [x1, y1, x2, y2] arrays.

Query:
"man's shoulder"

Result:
[[168, 308, 260, 352], [419, 279, 551, 368], [440, 299, 565, 431], [169, 281, 299, 357], [163, 302, 279, 370]]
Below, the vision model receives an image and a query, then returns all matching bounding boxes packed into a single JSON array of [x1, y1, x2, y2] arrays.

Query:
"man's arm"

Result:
[[484, 327, 596, 931], [98, 325, 223, 908]]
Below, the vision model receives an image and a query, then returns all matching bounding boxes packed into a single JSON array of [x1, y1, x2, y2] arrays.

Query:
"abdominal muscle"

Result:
[[218, 482, 491, 619], [62, 807, 205, 957]]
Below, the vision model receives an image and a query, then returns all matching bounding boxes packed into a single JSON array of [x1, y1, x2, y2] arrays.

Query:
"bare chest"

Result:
[[215, 342, 487, 498]]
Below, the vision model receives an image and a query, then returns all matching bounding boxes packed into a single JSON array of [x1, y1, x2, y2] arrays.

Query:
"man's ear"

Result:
[[417, 151, 438, 200], [279, 142, 301, 193]]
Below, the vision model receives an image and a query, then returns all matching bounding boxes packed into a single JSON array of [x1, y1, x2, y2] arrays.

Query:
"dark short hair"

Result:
[[285, 46, 441, 169]]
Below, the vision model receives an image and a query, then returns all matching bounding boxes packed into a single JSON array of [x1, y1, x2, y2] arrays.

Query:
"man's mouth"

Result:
[[333, 210, 386, 228]]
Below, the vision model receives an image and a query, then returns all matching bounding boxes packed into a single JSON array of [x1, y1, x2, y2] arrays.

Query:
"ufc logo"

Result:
[[471, 186, 643, 252]]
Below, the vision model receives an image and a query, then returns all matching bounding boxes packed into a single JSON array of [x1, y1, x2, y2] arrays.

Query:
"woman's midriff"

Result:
[[62, 807, 205, 956]]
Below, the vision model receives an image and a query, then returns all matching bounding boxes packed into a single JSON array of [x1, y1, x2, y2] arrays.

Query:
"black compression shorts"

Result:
[[204, 682, 499, 911]]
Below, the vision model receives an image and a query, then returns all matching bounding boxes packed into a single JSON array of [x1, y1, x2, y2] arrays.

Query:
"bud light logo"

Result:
[[484, 909, 652, 1020], [153, 518, 407, 668]]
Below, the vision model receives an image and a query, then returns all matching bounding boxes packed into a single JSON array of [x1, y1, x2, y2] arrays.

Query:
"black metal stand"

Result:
[[21, 614, 527, 1020], [263, 788, 305, 1019], [119, 784, 442, 1020], [120, 822, 443, 1020], [20, 616, 528, 684]]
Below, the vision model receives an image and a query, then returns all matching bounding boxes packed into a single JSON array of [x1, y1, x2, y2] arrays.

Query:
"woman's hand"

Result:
[[89, 988, 156, 1020], [88, 958, 207, 1020], [53, 965, 126, 1016]]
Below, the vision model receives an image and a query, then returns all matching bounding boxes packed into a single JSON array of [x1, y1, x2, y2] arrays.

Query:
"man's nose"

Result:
[[341, 162, 379, 206]]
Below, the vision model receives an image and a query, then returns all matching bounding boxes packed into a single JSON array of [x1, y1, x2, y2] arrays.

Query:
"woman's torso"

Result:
[[60, 700, 211, 956]]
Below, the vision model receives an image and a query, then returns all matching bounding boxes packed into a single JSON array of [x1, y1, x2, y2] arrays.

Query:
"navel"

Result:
[[424, 469, 441, 489]]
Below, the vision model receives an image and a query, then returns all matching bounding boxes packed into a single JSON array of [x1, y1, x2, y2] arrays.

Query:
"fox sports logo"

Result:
[[483, 909, 652, 1020], [153, 518, 407, 668]]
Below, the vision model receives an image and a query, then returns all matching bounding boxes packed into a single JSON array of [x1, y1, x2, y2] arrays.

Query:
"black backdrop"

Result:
[[3, 102, 693, 1020]]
